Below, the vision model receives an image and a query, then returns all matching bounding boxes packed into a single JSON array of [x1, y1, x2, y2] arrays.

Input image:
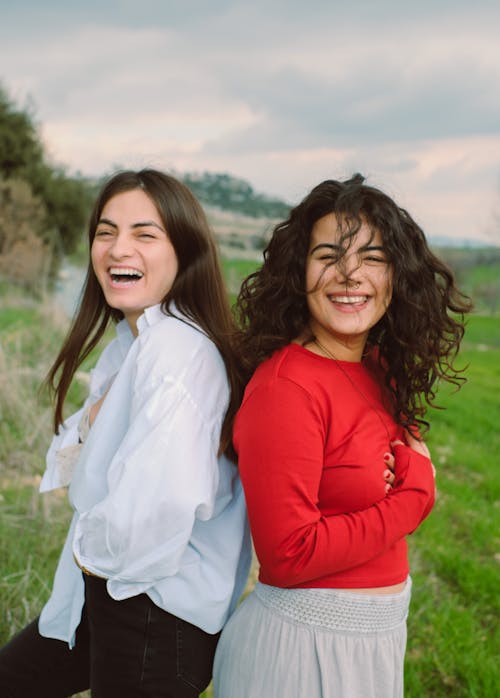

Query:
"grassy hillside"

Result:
[[404, 319, 499, 695], [435, 246, 500, 315], [0, 290, 498, 696]]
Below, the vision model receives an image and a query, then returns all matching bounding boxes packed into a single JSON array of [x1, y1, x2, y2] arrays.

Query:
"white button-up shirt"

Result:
[[39, 304, 251, 645]]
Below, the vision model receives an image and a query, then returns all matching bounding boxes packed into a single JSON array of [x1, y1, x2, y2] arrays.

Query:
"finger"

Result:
[[383, 469, 396, 484], [383, 452, 395, 471]]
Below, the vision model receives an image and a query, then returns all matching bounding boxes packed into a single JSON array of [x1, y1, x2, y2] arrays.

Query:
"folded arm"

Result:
[[235, 380, 435, 587]]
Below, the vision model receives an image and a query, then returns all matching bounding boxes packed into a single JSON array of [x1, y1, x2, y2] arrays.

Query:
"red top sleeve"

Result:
[[234, 377, 435, 588]]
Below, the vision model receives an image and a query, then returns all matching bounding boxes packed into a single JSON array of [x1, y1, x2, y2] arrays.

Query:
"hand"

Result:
[[89, 388, 110, 427], [390, 435, 436, 481], [404, 431, 436, 478]]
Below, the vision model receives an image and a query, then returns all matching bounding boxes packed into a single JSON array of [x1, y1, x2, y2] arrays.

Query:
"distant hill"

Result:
[[180, 171, 291, 219]]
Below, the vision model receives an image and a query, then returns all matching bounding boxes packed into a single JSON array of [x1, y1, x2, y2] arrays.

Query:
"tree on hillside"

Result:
[[0, 89, 43, 177], [29, 163, 94, 254], [0, 86, 93, 284], [0, 177, 50, 295]]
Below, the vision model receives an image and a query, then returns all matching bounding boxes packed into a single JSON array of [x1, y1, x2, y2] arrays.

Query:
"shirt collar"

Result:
[[136, 303, 168, 335], [132, 302, 202, 338], [114, 305, 166, 346]]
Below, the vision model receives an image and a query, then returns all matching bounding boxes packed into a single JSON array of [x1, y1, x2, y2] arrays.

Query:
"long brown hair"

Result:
[[47, 169, 239, 457], [235, 174, 472, 434]]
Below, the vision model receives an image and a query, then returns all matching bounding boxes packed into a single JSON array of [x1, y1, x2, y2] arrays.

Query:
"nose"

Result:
[[332, 251, 362, 286], [108, 232, 133, 259]]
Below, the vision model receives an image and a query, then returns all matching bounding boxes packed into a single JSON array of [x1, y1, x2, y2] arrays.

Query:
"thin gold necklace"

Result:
[[313, 337, 358, 364], [313, 337, 392, 442]]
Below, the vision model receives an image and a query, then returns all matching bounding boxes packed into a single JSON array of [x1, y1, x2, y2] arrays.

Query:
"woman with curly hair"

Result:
[[213, 174, 471, 698]]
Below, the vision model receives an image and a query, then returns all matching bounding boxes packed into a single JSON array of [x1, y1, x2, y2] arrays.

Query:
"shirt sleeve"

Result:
[[40, 338, 122, 493], [72, 373, 223, 588], [235, 379, 435, 588]]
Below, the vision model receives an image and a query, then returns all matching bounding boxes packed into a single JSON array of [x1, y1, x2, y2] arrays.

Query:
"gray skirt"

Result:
[[213, 579, 412, 698]]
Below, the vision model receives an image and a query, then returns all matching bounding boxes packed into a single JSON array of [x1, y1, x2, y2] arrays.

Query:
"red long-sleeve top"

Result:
[[234, 344, 435, 589]]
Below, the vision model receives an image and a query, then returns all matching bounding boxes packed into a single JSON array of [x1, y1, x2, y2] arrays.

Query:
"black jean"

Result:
[[0, 575, 220, 697]]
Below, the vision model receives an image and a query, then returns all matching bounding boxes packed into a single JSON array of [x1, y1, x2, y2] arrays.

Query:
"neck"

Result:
[[125, 317, 139, 337], [307, 327, 367, 362]]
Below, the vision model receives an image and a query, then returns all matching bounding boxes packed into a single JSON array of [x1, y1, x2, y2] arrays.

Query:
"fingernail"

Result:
[[383, 469, 391, 478], [383, 453, 391, 461]]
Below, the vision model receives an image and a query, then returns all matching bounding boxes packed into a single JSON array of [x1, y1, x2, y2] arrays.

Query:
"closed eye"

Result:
[[318, 254, 340, 262], [364, 255, 387, 263]]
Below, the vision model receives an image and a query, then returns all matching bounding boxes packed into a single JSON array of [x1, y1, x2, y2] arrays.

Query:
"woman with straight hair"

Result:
[[213, 174, 471, 698], [0, 169, 251, 698]]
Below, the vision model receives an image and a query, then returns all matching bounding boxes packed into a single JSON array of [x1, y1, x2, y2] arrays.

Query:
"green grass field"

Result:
[[0, 290, 498, 696], [404, 319, 499, 696]]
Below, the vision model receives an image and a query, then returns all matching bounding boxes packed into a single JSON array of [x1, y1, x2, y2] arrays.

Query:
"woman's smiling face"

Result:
[[91, 188, 178, 335], [305, 213, 393, 360]]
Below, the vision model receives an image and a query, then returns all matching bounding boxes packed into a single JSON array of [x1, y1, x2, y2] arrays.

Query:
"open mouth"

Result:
[[329, 295, 368, 305], [109, 267, 144, 284]]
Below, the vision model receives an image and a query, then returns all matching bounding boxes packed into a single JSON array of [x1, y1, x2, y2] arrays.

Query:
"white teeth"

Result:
[[331, 295, 367, 304], [109, 267, 144, 278]]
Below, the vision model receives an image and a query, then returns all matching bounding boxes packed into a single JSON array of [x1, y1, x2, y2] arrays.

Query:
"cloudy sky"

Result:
[[1, 0, 499, 243]]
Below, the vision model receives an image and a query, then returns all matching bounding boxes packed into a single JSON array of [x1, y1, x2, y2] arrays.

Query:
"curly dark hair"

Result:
[[235, 173, 472, 434]]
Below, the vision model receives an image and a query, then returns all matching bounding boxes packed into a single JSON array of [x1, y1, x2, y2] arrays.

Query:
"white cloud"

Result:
[[0, 0, 499, 242]]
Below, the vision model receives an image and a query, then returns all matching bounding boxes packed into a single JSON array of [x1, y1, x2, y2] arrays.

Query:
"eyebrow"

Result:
[[310, 243, 386, 254], [97, 217, 165, 232]]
